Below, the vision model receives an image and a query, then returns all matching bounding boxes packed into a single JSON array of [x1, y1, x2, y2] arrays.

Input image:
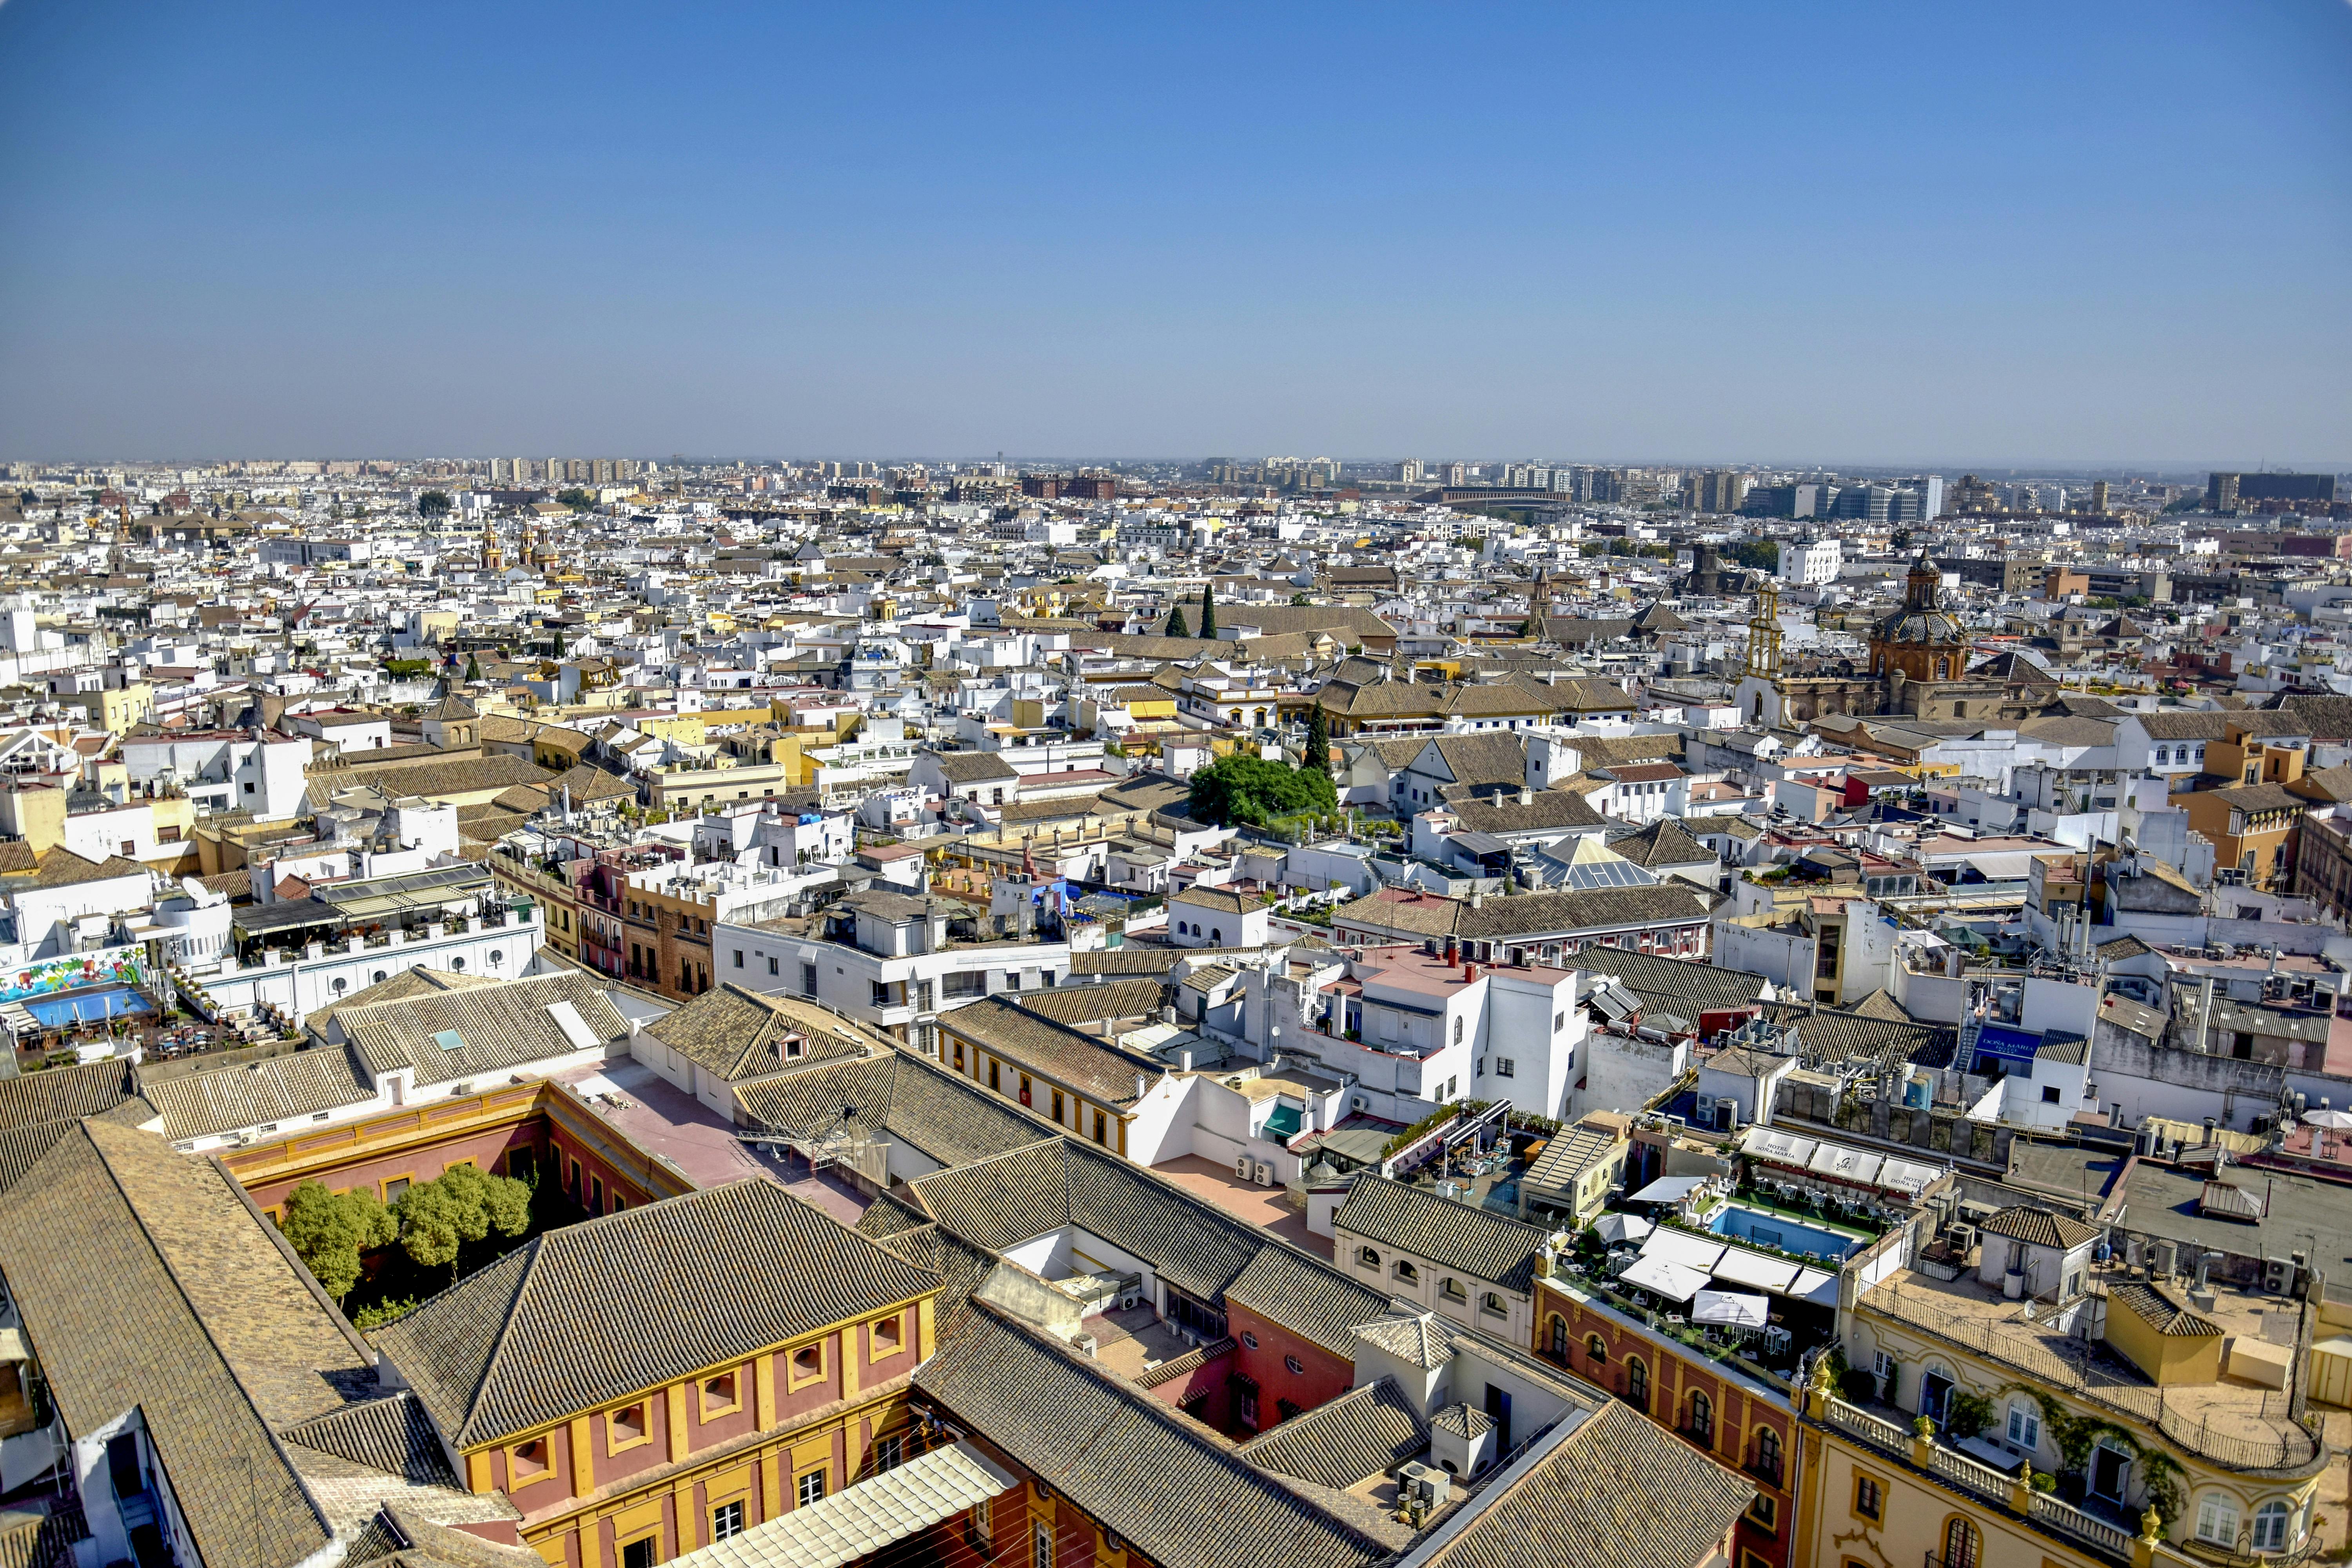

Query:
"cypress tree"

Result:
[[1199, 583, 1217, 639], [1166, 604, 1189, 638], [1304, 704, 1330, 771]]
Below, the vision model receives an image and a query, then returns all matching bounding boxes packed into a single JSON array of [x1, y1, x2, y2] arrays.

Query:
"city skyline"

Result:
[[1, 1, 2347, 464]]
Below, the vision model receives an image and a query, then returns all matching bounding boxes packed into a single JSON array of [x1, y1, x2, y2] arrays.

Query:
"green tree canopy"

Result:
[[281, 1181, 397, 1300], [1303, 704, 1330, 773], [1165, 603, 1189, 639], [1729, 539, 1779, 571], [392, 1163, 532, 1280], [1187, 755, 1337, 828], [555, 487, 595, 511], [1198, 583, 1217, 639], [416, 490, 452, 518]]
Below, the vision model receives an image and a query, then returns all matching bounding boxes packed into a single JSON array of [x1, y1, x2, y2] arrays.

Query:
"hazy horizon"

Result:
[[2, 1, 2347, 466]]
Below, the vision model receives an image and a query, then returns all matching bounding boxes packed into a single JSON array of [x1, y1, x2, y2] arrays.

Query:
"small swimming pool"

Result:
[[1708, 1202, 1861, 1261], [22, 987, 151, 1029]]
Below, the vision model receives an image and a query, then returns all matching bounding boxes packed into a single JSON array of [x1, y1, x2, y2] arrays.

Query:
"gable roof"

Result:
[[334, 972, 628, 1089], [642, 983, 878, 1081], [933, 996, 1159, 1108], [913, 1306, 1387, 1568], [1234, 1376, 1428, 1490], [372, 1180, 938, 1447], [1333, 1177, 1549, 1294], [0, 1121, 357, 1565], [1418, 1398, 1754, 1568]]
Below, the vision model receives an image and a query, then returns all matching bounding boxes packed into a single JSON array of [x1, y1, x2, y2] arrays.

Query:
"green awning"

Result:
[[1264, 1104, 1302, 1139]]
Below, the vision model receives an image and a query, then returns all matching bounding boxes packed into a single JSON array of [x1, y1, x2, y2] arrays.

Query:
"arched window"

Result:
[[1687, 1390, 1713, 1444], [1393, 1260, 1419, 1284], [1626, 1357, 1648, 1409], [1210, 928, 1222, 944], [2251, 1500, 2292, 1553], [1943, 1517, 1981, 1568], [1547, 1315, 1568, 1359], [2196, 1493, 2243, 1548], [1753, 1426, 1782, 1481], [1586, 1334, 1608, 1366], [1356, 1247, 1380, 1270]]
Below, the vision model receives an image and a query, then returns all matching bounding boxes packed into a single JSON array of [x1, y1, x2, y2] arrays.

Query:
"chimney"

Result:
[[1463, 960, 1475, 982], [1179, 1050, 1193, 1071], [1469, 891, 1485, 909], [1519, 785, 1532, 806], [1134, 1074, 1149, 1101]]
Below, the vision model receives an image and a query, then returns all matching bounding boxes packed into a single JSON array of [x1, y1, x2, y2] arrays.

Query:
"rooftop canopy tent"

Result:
[[1637, 1228, 1727, 1274], [1593, 1212, 1653, 1246], [1617, 1254, 1710, 1303], [1710, 1244, 1804, 1295], [1792, 1267, 1839, 1307], [1691, 1289, 1770, 1328], [1627, 1175, 1706, 1205]]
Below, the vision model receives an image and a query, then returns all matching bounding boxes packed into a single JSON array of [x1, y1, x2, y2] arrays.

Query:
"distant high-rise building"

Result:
[[2088, 479, 2111, 514], [1445, 462, 1468, 487], [2209, 471, 2335, 510], [1684, 470, 1747, 514], [1778, 537, 1844, 585], [1395, 459, 1423, 484]]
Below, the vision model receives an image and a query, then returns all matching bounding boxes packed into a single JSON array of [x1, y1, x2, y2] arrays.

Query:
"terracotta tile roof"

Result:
[[933, 995, 1160, 1107], [1419, 1399, 1753, 1568], [0, 1121, 363, 1566], [2108, 1281, 2222, 1339], [143, 1045, 376, 1141], [1981, 1205, 2100, 1251], [1334, 1178, 1550, 1295], [371, 1179, 938, 1447], [1235, 1376, 1427, 1490], [642, 983, 877, 1081], [913, 1306, 1387, 1568], [335, 971, 628, 1089]]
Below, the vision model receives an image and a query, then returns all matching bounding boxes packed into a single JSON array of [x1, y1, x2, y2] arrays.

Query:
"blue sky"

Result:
[[1, 1, 2346, 466]]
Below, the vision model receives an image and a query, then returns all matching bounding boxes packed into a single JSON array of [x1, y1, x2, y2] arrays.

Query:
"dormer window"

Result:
[[510, 1436, 551, 1482], [608, 1402, 650, 1451], [702, 1369, 740, 1417]]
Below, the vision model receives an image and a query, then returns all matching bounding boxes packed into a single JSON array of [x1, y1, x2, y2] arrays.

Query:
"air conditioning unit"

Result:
[[1235, 1154, 1254, 1181], [1397, 1461, 1452, 1509], [1071, 1332, 1099, 1358], [1118, 1287, 1143, 1312], [1946, 1224, 1978, 1254], [1254, 1161, 1275, 1186], [2263, 1256, 2296, 1295], [1352, 1096, 1368, 1112], [1716, 1097, 1741, 1134]]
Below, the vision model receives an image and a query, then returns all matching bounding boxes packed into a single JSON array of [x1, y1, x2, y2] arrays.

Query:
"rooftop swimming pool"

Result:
[[20, 986, 151, 1029], [1707, 1201, 1862, 1262]]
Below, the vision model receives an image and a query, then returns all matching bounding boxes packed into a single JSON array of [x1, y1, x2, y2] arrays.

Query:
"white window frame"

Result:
[[2195, 1492, 2241, 1547]]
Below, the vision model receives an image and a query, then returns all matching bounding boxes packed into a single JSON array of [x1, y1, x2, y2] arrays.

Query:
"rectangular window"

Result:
[[1051, 1089, 1064, 1123], [768, 955, 779, 975], [874, 1433, 903, 1472], [712, 1500, 745, 1540], [2006, 1402, 2041, 1450], [1853, 1474, 1881, 1521], [622, 1539, 656, 1568], [798, 1469, 826, 1508], [1497, 1058, 1515, 1077], [1034, 1525, 1053, 1568], [943, 971, 986, 998], [732, 949, 744, 968], [801, 962, 818, 997], [1093, 1110, 1107, 1145]]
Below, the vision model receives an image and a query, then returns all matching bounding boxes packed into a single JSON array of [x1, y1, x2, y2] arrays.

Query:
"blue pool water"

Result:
[[22, 987, 151, 1028], [1708, 1203, 1860, 1261]]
